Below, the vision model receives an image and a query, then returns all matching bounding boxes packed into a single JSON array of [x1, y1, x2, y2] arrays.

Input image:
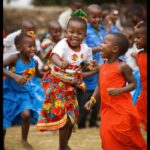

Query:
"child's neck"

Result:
[[67, 40, 80, 52], [19, 53, 30, 64], [106, 57, 120, 64]]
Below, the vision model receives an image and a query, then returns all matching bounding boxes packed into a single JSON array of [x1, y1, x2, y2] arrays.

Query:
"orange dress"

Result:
[[99, 62, 146, 150], [135, 51, 147, 130]]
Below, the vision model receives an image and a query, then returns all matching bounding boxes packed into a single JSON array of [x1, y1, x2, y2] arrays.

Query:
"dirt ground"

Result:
[[5, 125, 102, 150], [3, 6, 68, 35]]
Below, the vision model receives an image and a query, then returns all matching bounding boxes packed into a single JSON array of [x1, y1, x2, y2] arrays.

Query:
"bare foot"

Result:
[[21, 141, 33, 150], [67, 145, 72, 150]]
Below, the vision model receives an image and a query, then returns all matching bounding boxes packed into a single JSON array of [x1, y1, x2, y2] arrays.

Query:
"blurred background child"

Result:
[[40, 20, 62, 71]]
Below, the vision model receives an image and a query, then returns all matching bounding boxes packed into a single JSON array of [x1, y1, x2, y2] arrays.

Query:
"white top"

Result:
[[51, 38, 93, 83], [58, 8, 72, 30], [3, 30, 43, 69], [124, 43, 143, 71]]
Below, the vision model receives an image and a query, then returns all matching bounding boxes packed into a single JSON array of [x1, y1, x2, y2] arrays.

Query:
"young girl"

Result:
[[37, 16, 97, 150], [3, 31, 43, 149], [132, 21, 147, 131], [85, 32, 146, 150]]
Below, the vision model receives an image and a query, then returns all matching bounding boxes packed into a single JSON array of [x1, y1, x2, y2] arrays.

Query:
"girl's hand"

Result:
[[84, 99, 95, 111], [107, 88, 122, 96], [14, 74, 28, 86], [61, 59, 69, 69]]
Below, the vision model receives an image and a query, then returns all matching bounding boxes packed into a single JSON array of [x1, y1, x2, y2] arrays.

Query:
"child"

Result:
[[132, 21, 147, 131], [37, 16, 97, 150], [122, 27, 142, 104], [40, 20, 62, 70], [3, 31, 43, 149], [77, 4, 103, 129], [85, 32, 146, 150], [3, 19, 44, 70]]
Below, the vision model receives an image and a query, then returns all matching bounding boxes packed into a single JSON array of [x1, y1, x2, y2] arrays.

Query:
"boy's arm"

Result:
[[91, 45, 101, 53]]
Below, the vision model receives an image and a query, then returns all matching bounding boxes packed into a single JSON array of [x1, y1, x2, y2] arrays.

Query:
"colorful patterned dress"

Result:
[[3, 56, 43, 128], [37, 38, 93, 131], [99, 61, 146, 150]]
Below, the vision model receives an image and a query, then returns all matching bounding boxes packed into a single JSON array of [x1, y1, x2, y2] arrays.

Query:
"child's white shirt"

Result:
[[50, 38, 93, 82], [51, 38, 93, 66]]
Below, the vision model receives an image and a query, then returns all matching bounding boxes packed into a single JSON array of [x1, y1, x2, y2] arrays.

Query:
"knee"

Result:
[[21, 110, 30, 122]]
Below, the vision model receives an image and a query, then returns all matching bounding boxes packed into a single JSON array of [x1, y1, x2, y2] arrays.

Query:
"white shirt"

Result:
[[124, 43, 143, 71], [51, 38, 93, 83]]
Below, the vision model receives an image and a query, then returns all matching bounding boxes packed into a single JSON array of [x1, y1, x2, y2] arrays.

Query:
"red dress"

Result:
[[135, 51, 147, 130], [99, 62, 146, 150]]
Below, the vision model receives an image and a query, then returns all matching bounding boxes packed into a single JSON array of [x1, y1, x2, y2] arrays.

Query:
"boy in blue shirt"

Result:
[[77, 4, 104, 128]]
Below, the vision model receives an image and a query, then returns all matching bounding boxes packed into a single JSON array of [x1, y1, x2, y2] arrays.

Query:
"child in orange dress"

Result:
[[85, 32, 146, 150], [132, 21, 147, 131]]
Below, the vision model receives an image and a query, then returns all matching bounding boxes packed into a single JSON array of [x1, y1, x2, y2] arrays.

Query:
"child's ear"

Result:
[[64, 29, 67, 37], [112, 45, 119, 53]]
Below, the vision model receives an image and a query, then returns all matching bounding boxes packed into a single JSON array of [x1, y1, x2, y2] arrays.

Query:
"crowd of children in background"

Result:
[[3, 1, 147, 150]]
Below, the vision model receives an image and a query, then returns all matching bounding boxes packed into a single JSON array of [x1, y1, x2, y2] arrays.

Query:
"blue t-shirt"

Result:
[[100, 22, 121, 38], [83, 23, 104, 90]]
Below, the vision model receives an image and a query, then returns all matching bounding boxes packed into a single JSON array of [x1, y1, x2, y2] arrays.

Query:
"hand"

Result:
[[89, 60, 99, 72], [14, 74, 28, 86], [84, 99, 95, 111], [107, 88, 121, 96], [61, 59, 69, 69]]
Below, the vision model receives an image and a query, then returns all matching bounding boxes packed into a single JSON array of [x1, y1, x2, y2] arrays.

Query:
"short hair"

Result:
[[67, 16, 87, 30], [110, 32, 129, 56]]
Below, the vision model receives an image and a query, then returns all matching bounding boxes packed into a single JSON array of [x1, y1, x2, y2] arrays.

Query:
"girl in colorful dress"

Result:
[[3, 31, 43, 149], [132, 21, 147, 131], [37, 16, 98, 150], [85, 32, 146, 150]]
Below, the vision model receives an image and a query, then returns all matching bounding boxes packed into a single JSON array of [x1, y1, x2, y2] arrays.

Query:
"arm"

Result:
[[84, 85, 100, 111], [3, 54, 28, 86], [91, 45, 101, 53], [107, 63, 136, 96], [51, 53, 68, 69], [84, 66, 101, 110], [35, 60, 44, 78]]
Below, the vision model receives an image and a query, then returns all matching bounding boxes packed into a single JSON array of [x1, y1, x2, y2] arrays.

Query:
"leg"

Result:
[[59, 116, 73, 150], [78, 90, 93, 128], [89, 99, 100, 127], [3, 129, 6, 150], [21, 110, 33, 149]]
